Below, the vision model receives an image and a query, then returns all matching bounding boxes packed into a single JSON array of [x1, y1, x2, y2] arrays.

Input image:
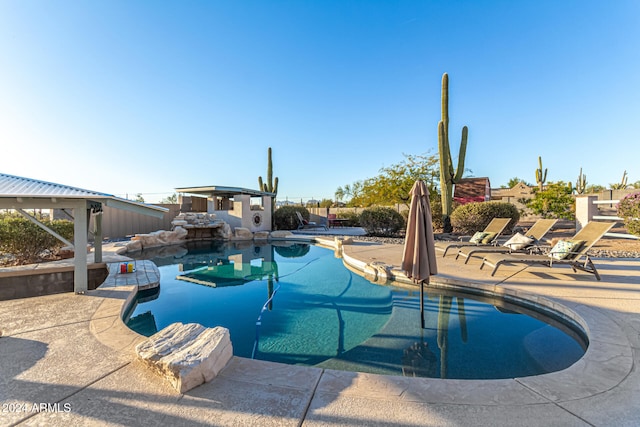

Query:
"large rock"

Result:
[[132, 228, 188, 250], [270, 230, 293, 239], [136, 322, 233, 393], [253, 231, 270, 240], [125, 239, 143, 253], [363, 261, 391, 284], [233, 227, 253, 240]]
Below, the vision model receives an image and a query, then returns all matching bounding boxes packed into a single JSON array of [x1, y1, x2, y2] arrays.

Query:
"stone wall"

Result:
[[0, 264, 108, 300]]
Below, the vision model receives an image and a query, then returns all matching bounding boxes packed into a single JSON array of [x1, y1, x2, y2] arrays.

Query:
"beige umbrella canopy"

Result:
[[402, 180, 438, 328]]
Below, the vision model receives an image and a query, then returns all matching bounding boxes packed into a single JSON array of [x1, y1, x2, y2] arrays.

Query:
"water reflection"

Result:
[[126, 242, 587, 380]]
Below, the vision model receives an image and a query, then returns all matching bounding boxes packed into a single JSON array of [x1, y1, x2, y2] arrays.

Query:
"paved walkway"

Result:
[[1, 239, 639, 426]]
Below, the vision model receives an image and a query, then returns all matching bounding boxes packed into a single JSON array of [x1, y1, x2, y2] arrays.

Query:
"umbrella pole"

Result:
[[420, 281, 425, 329]]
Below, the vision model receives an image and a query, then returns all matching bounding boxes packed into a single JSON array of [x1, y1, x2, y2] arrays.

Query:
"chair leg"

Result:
[[480, 258, 501, 276], [572, 259, 601, 280]]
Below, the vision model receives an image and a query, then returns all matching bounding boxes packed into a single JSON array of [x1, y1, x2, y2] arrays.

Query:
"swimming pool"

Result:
[[125, 241, 587, 379]]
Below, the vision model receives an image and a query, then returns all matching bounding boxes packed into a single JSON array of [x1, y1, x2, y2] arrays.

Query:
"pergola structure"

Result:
[[175, 185, 275, 232], [0, 173, 168, 293]]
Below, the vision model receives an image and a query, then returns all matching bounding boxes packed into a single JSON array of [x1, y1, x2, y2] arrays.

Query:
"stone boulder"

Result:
[[363, 261, 391, 284], [124, 239, 143, 253], [270, 230, 293, 239], [253, 231, 270, 240], [233, 227, 253, 240], [128, 228, 188, 251], [136, 322, 233, 393]]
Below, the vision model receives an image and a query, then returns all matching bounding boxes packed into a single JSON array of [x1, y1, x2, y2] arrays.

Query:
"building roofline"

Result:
[[175, 185, 275, 198]]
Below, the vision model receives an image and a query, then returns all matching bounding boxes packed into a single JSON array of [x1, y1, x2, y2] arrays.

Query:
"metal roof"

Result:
[[174, 185, 275, 198], [0, 173, 168, 217], [0, 173, 115, 198]]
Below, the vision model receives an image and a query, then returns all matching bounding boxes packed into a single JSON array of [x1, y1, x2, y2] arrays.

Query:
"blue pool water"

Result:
[[125, 241, 587, 379]]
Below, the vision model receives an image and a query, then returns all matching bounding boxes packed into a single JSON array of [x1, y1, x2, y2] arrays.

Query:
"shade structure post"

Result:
[[73, 201, 88, 293], [94, 211, 103, 263]]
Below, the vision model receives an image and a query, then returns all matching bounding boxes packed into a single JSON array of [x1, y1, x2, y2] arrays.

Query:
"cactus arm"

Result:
[[452, 126, 468, 182]]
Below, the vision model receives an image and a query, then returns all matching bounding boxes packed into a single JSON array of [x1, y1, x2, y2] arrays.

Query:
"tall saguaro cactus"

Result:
[[258, 147, 279, 195], [438, 73, 468, 233], [575, 168, 587, 194], [535, 156, 547, 191], [258, 147, 279, 228]]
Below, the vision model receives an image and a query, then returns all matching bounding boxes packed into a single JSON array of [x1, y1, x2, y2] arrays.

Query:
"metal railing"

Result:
[[586, 198, 638, 240]]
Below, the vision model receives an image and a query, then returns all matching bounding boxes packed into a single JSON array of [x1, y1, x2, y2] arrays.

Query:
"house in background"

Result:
[[491, 181, 534, 212], [454, 177, 491, 204]]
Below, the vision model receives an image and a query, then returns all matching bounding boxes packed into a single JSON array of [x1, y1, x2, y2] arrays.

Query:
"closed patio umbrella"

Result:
[[402, 180, 438, 328]]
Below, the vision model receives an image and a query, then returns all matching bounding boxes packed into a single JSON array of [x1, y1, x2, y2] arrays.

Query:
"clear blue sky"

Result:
[[1, 1, 639, 203]]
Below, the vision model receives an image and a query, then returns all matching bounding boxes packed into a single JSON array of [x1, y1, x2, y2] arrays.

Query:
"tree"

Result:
[[344, 152, 440, 208], [585, 184, 605, 193], [134, 193, 145, 203], [523, 181, 575, 220], [161, 193, 178, 204], [319, 199, 333, 208]]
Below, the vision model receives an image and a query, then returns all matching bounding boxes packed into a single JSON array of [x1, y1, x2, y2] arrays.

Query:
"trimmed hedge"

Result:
[[359, 207, 405, 236], [0, 215, 74, 265], [450, 201, 520, 235]]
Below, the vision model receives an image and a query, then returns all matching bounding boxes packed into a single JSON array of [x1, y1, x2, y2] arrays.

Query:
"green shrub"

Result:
[[450, 201, 520, 235], [273, 206, 311, 230], [337, 211, 361, 227], [0, 215, 74, 264], [617, 192, 640, 237], [430, 198, 446, 232], [523, 181, 575, 220], [359, 207, 405, 236]]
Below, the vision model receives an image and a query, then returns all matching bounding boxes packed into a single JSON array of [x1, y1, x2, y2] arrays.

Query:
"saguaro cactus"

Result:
[[535, 156, 547, 191], [258, 147, 279, 228], [575, 168, 587, 194], [621, 170, 629, 188], [611, 170, 629, 190], [258, 147, 279, 195], [438, 73, 468, 233]]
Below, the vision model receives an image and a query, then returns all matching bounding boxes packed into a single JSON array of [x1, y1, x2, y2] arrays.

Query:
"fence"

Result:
[[305, 205, 410, 224], [91, 203, 180, 241]]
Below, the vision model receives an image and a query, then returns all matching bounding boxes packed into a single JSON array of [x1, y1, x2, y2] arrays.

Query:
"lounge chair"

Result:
[[295, 211, 328, 231], [456, 218, 558, 264], [434, 218, 512, 257], [480, 221, 615, 280]]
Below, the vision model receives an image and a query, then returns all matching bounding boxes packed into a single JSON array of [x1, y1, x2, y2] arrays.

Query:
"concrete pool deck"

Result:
[[1, 239, 639, 426]]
